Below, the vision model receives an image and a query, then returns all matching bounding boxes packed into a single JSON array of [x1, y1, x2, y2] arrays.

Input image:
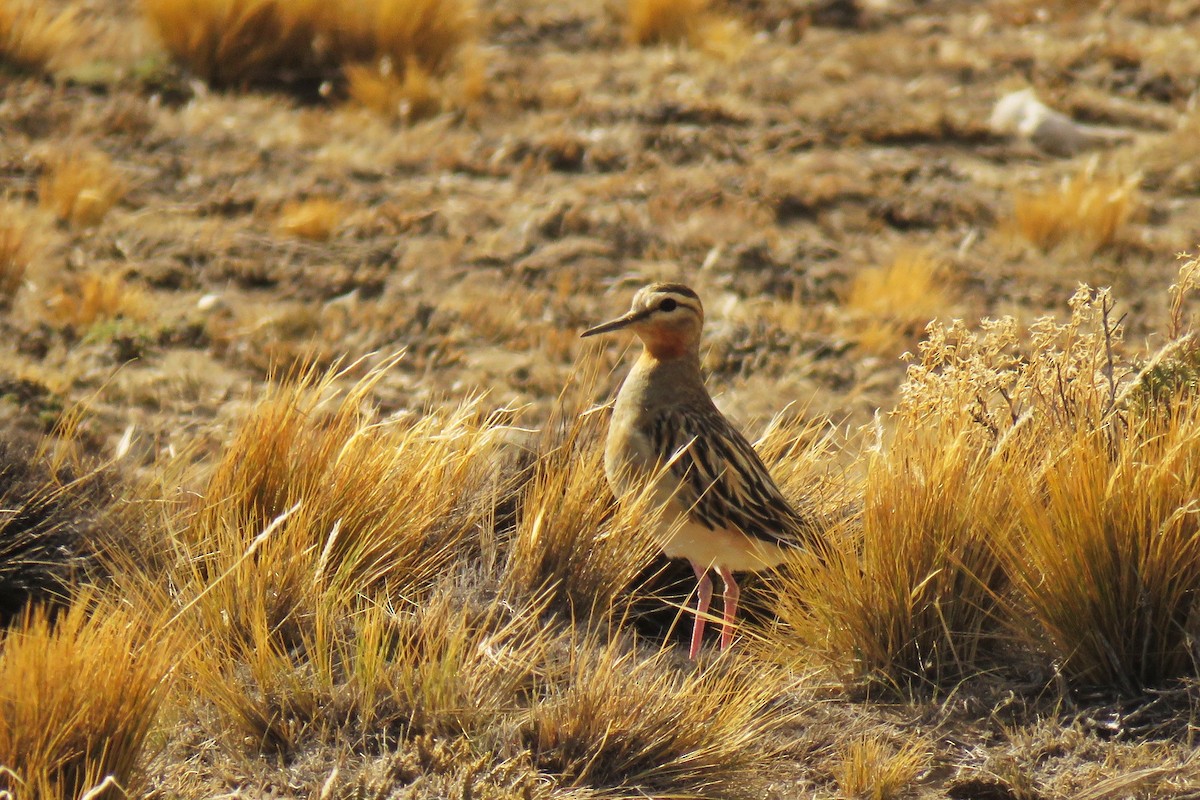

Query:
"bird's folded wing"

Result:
[[648, 406, 828, 553]]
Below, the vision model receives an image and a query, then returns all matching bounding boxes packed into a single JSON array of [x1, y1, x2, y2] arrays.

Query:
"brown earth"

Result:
[[4, 0, 1200, 796]]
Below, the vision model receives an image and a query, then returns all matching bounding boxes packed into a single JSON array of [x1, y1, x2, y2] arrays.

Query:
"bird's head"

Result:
[[581, 283, 704, 359]]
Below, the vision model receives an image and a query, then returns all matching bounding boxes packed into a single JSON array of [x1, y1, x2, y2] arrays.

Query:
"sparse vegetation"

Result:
[[3, 0, 1200, 796]]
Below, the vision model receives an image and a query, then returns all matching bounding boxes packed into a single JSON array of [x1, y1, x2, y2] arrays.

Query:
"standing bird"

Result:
[[582, 282, 827, 659]]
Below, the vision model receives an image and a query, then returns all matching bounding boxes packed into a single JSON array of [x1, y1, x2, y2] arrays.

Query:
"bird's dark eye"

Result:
[[659, 298, 678, 312]]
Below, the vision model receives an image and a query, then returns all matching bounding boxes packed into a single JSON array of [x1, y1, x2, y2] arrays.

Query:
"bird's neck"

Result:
[[630, 347, 705, 394], [639, 330, 699, 362]]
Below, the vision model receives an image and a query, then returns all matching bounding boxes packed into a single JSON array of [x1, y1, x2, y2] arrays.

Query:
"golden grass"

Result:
[[344, 59, 443, 122], [277, 197, 346, 240], [141, 0, 479, 92], [502, 408, 662, 621], [44, 272, 150, 329], [626, 0, 746, 58], [834, 733, 929, 800], [37, 151, 126, 228], [524, 640, 792, 796], [188, 581, 548, 753], [0, 597, 176, 799], [186, 361, 498, 602], [1002, 410, 1200, 694], [140, 0, 315, 86], [773, 423, 1016, 688], [0, 214, 31, 310], [1010, 169, 1139, 254], [0, 0, 78, 73], [844, 251, 954, 356]]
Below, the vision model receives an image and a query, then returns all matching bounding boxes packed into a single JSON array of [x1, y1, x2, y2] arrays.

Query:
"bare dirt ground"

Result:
[[4, 0, 1200, 797]]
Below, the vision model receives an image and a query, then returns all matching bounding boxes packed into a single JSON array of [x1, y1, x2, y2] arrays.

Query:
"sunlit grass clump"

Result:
[[142, 0, 480, 114], [38, 151, 126, 228], [44, 272, 149, 329], [843, 251, 955, 356], [626, 0, 747, 59], [833, 733, 929, 800], [0, 0, 78, 73], [1010, 168, 1139, 254], [277, 197, 346, 241], [525, 641, 792, 796], [0, 598, 175, 799], [502, 406, 661, 621], [0, 212, 31, 310], [775, 258, 1200, 697]]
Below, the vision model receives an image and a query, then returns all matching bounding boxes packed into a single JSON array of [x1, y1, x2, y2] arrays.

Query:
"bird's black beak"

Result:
[[580, 308, 651, 338]]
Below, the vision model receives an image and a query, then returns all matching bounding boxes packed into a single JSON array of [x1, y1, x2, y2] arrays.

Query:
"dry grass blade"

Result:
[[0, 0, 78, 73], [0, 596, 176, 799]]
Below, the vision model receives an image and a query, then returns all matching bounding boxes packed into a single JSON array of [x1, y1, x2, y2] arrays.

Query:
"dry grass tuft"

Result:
[[625, 0, 746, 57], [0, 0, 78, 73], [344, 59, 443, 122], [0, 433, 117, 624], [524, 640, 790, 796], [1010, 168, 1139, 254], [277, 197, 346, 241], [188, 581, 548, 753], [185, 361, 499, 603], [774, 421, 1016, 688], [1003, 408, 1200, 695], [502, 406, 662, 621], [142, 0, 479, 94], [843, 251, 954, 356], [140, 0, 316, 87], [38, 151, 126, 228], [833, 732, 929, 800], [45, 272, 149, 329], [0, 597, 176, 799], [0, 213, 32, 310]]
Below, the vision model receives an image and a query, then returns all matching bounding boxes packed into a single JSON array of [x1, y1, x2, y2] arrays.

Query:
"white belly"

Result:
[[659, 513, 791, 573]]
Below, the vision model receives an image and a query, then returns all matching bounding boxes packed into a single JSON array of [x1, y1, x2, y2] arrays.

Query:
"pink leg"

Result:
[[689, 560, 713, 660], [717, 566, 740, 651]]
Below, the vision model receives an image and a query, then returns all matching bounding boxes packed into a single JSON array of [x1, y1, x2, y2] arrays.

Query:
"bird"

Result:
[[581, 282, 828, 659]]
